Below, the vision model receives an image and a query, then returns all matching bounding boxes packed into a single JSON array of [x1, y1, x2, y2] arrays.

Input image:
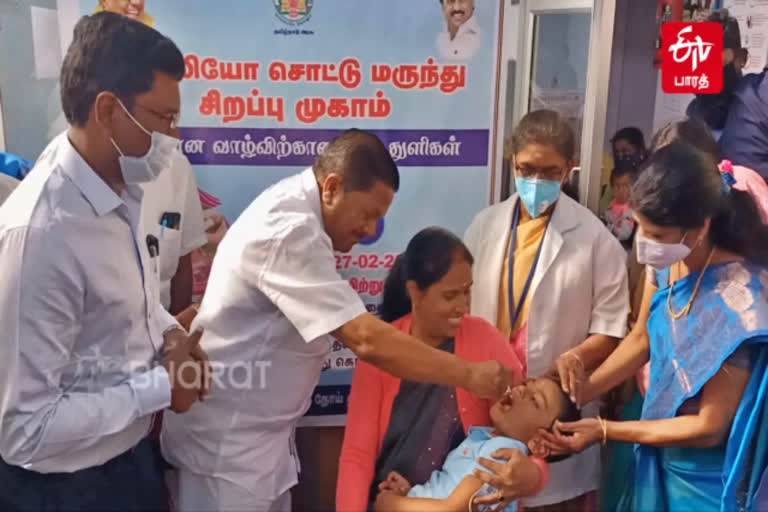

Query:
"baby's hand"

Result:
[[378, 471, 412, 496]]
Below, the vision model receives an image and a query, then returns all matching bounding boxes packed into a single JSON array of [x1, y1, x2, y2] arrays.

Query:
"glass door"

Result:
[[529, 11, 592, 201], [497, 0, 616, 211]]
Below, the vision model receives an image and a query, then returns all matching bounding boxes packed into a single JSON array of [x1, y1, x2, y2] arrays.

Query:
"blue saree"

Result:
[[617, 261, 768, 512]]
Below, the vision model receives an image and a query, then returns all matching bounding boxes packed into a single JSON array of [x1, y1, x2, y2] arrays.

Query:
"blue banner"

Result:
[[74, 0, 502, 425]]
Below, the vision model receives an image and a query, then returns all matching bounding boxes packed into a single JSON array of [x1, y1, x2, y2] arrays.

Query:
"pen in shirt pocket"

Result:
[[146, 235, 160, 258], [146, 235, 161, 284]]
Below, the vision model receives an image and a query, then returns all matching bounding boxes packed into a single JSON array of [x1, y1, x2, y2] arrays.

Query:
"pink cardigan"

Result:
[[336, 314, 547, 512]]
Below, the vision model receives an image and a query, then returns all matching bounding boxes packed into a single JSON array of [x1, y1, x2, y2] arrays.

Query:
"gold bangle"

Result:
[[597, 415, 608, 445], [191, 303, 200, 313]]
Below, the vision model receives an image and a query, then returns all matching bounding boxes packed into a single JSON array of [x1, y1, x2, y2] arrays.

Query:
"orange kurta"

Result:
[[497, 213, 551, 372]]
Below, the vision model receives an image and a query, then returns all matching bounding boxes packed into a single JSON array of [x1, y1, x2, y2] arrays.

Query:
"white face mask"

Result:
[[110, 100, 180, 184], [636, 232, 692, 270]]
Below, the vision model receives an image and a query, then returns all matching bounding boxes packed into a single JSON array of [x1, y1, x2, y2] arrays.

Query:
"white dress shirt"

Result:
[[437, 15, 482, 61], [465, 194, 629, 507], [161, 168, 366, 502], [140, 151, 206, 310], [0, 133, 176, 473]]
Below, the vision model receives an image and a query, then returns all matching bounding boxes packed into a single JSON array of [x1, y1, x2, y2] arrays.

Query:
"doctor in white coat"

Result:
[[465, 110, 629, 510]]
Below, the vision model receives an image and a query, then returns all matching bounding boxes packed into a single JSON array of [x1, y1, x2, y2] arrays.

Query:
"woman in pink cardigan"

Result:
[[337, 227, 549, 511]]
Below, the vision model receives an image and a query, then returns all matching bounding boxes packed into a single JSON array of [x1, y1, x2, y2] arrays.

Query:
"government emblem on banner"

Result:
[[274, 0, 313, 25]]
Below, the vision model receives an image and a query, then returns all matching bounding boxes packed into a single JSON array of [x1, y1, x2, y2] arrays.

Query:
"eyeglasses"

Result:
[[515, 164, 566, 181], [133, 103, 180, 131]]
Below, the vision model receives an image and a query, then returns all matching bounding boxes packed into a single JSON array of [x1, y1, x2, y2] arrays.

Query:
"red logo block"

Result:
[[662, 22, 723, 94]]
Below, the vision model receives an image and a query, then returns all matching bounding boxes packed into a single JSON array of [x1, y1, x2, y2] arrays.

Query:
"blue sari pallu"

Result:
[[616, 262, 768, 512]]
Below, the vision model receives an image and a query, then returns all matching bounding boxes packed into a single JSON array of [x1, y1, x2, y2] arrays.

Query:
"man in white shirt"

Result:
[[49, 0, 207, 317], [161, 129, 517, 511], [0, 13, 206, 510], [98, 0, 207, 316], [437, 0, 482, 61], [140, 151, 207, 315]]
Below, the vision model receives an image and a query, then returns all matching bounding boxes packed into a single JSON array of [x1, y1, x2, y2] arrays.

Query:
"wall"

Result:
[[0, 0, 59, 161]]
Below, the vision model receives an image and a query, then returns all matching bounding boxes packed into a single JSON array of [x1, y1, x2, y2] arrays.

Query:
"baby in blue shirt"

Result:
[[374, 377, 580, 512]]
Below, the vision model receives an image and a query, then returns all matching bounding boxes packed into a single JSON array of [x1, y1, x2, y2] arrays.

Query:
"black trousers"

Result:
[[0, 438, 168, 512]]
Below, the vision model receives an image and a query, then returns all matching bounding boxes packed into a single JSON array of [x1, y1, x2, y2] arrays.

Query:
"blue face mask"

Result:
[[515, 177, 562, 218]]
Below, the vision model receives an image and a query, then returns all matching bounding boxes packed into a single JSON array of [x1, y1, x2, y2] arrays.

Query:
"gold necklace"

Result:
[[667, 247, 716, 320]]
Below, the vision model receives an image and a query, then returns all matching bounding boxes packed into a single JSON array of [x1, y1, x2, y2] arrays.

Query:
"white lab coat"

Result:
[[464, 193, 629, 506]]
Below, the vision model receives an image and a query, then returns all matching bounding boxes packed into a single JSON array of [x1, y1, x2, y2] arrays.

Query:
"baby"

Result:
[[603, 167, 636, 249], [374, 377, 580, 512]]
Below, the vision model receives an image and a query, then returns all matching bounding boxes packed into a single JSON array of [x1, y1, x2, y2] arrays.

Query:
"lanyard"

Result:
[[507, 201, 548, 331]]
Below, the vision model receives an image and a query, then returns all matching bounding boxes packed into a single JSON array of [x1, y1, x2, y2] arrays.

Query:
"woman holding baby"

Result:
[[336, 227, 551, 511], [339, 110, 630, 511]]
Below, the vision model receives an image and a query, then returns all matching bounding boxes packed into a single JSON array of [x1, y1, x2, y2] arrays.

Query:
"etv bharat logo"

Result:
[[274, 0, 313, 25], [662, 22, 723, 94]]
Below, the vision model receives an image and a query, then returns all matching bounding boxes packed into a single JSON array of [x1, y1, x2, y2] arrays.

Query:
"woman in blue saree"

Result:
[[535, 141, 768, 511]]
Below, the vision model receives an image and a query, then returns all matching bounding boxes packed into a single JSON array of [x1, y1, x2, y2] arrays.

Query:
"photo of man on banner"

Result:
[[93, 0, 154, 27], [437, 0, 482, 61]]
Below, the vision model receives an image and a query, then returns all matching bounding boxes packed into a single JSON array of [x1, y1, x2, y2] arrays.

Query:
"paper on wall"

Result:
[[30, 6, 62, 80], [57, 0, 82, 60], [724, 0, 768, 74]]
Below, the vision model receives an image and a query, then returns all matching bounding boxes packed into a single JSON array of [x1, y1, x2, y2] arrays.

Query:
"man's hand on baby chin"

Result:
[[379, 471, 412, 496]]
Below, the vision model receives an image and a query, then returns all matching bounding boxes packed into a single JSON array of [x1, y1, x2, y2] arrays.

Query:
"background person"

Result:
[[686, 9, 745, 133], [719, 65, 768, 182], [653, 119, 768, 223], [543, 142, 768, 511], [464, 110, 629, 511], [602, 166, 637, 251], [600, 126, 648, 213], [161, 130, 517, 512], [140, 149, 207, 316], [0, 13, 206, 510], [337, 227, 549, 512]]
